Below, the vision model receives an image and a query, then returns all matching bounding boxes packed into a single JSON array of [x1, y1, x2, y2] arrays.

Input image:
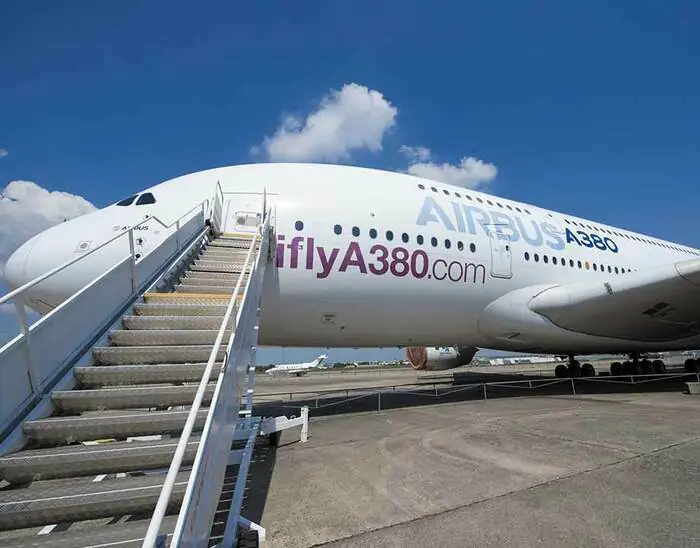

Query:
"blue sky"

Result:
[[1, 0, 699, 362]]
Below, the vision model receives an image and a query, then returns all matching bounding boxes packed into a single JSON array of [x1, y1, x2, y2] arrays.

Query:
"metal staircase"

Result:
[[0, 193, 276, 547]]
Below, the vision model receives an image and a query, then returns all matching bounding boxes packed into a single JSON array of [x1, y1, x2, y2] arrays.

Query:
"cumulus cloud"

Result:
[[0, 181, 96, 277], [402, 147, 498, 189], [0, 149, 8, 158], [254, 83, 398, 162]]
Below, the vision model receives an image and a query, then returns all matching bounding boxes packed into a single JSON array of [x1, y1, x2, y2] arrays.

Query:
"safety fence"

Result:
[[251, 370, 700, 417]]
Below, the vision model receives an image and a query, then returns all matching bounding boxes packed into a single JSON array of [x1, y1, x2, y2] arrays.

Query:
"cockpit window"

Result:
[[116, 195, 137, 206], [135, 192, 156, 205]]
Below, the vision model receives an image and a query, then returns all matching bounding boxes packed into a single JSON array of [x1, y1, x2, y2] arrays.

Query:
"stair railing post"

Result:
[[128, 228, 138, 294], [14, 297, 39, 397]]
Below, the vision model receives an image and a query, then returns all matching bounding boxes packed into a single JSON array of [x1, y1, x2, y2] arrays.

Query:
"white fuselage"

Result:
[[266, 355, 327, 375], [5, 163, 700, 355]]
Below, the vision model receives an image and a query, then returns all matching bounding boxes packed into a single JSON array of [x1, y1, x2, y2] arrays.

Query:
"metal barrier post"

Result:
[[301, 406, 309, 443], [570, 378, 576, 395], [378, 391, 382, 412], [483, 383, 487, 401]]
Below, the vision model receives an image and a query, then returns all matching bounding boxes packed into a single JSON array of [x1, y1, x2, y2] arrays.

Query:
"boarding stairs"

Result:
[[0, 192, 298, 547]]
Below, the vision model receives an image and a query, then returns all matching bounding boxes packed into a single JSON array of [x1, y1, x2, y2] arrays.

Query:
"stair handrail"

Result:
[[0, 198, 210, 310], [142, 208, 271, 547]]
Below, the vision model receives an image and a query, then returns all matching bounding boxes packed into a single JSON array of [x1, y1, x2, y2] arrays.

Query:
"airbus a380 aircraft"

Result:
[[5, 163, 700, 378], [266, 354, 329, 376]]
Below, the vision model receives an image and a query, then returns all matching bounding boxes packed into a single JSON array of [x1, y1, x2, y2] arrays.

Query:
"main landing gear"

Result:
[[609, 353, 667, 376], [684, 358, 700, 373], [554, 356, 597, 378]]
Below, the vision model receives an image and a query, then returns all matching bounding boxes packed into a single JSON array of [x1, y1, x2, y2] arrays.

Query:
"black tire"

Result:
[[610, 362, 622, 376], [641, 359, 654, 375], [554, 364, 568, 378], [685, 359, 698, 373], [581, 363, 596, 377], [268, 430, 281, 447], [238, 528, 259, 548], [652, 360, 666, 374]]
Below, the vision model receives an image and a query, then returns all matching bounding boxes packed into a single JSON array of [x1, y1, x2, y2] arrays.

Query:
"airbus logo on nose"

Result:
[[415, 197, 619, 254]]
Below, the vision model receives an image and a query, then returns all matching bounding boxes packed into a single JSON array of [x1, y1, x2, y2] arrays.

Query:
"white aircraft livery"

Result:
[[266, 354, 329, 376], [5, 163, 700, 378]]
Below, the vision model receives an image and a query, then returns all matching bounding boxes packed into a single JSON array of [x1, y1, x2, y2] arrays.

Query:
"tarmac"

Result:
[[247, 383, 700, 547]]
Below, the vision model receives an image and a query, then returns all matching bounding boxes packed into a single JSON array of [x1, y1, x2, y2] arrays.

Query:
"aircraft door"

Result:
[[489, 230, 512, 279], [222, 193, 266, 234]]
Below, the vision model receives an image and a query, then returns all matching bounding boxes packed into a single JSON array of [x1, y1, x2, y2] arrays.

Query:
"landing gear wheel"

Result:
[[555, 364, 569, 378], [685, 359, 698, 373], [641, 359, 654, 375], [652, 360, 667, 374], [237, 528, 259, 548], [581, 363, 596, 377], [568, 361, 582, 378], [610, 362, 623, 376]]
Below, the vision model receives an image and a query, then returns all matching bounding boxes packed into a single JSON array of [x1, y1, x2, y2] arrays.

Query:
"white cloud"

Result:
[[255, 83, 398, 162], [0, 181, 96, 277], [399, 145, 432, 162], [0, 149, 8, 158], [404, 153, 498, 189]]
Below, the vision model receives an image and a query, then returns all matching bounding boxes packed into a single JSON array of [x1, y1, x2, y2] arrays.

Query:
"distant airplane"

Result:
[[266, 354, 329, 376], [7, 162, 700, 379]]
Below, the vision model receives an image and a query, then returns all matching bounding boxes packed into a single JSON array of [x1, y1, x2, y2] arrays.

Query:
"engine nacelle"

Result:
[[406, 346, 478, 371]]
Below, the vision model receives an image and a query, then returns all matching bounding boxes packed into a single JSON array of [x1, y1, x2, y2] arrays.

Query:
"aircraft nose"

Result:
[[3, 232, 42, 290]]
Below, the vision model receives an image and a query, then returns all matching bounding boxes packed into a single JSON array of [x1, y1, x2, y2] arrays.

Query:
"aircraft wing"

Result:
[[528, 257, 700, 342]]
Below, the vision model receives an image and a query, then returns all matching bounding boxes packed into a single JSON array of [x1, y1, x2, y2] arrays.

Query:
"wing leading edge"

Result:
[[529, 258, 700, 342]]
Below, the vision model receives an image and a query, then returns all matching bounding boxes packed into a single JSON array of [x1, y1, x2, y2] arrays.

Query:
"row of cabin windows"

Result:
[[416, 183, 532, 215], [563, 218, 698, 256], [116, 192, 157, 206], [293, 220, 478, 253], [414, 182, 698, 256], [523, 251, 636, 275]]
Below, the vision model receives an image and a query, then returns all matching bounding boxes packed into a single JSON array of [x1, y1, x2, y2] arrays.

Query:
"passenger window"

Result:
[[487, 200, 493, 206], [445, 239, 451, 249], [477, 198, 484, 204], [443, 189, 450, 195], [593, 264, 597, 271], [515, 207, 522, 213], [506, 205, 513, 211], [352, 226, 360, 237], [116, 195, 137, 206], [369, 228, 377, 239], [457, 241, 464, 251], [469, 243, 476, 253], [334, 224, 342, 235], [418, 184, 425, 190], [614, 267, 619, 274], [417, 235, 424, 245], [524, 252, 530, 261], [534, 253, 540, 262], [136, 192, 156, 205], [295, 220, 304, 231], [577, 260, 582, 269], [543, 255, 549, 264], [402, 233, 409, 243], [386, 230, 394, 241], [552, 257, 557, 265], [431, 237, 438, 247], [569, 259, 574, 267], [497, 202, 503, 208], [431, 187, 438, 193], [455, 192, 461, 198]]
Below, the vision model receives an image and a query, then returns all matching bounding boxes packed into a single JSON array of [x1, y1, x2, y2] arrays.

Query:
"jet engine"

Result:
[[406, 346, 478, 371]]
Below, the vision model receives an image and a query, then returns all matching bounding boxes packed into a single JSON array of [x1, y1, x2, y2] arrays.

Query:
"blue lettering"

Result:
[[566, 228, 581, 245], [515, 217, 543, 246], [590, 233, 607, 251], [490, 212, 521, 243], [416, 197, 455, 231], [541, 222, 565, 251], [461, 205, 491, 236], [577, 231, 594, 248], [604, 237, 619, 253], [451, 202, 466, 233]]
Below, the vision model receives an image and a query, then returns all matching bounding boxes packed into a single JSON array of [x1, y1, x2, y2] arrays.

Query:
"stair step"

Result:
[[0, 437, 200, 484], [184, 271, 241, 282], [75, 363, 213, 386], [133, 303, 229, 317], [52, 384, 217, 413], [94, 345, 226, 365], [24, 409, 209, 445], [108, 329, 232, 346], [122, 315, 228, 330], [143, 292, 236, 305], [0, 471, 190, 531], [189, 263, 244, 274], [200, 247, 251, 258], [175, 284, 239, 295], [179, 276, 244, 287], [194, 259, 247, 270]]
